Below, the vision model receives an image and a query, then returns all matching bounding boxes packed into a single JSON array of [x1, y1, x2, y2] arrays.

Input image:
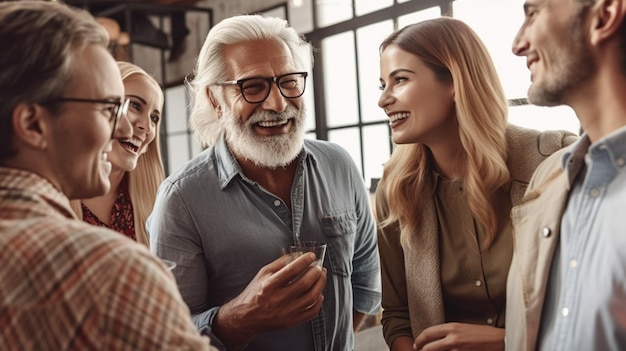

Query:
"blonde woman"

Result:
[[73, 61, 164, 246], [375, 17, 577, 351]]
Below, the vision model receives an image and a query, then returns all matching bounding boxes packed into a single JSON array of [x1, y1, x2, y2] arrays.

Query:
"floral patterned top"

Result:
[[82, 174, 136, 241]]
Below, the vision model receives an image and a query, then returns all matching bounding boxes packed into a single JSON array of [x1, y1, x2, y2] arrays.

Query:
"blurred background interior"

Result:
[[63, 1, 581, 349]]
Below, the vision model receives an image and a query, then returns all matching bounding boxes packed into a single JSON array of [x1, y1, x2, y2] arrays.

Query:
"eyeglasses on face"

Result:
[[213, 72, 308, 104], [43, 97, 130, 138]]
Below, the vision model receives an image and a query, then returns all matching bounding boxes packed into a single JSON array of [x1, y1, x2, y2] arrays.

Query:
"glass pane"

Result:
[[259, 5, 286, 19], [453, 0, 528, 99], [322, 31, 359, 127], [509, 104, 580, 135], [289, 0, 314, 33], [357, 20, 394, 123], [398, 6, 441, 28], [355, 0, 392, 17], [165, 85, 188, 134], [167, 134, 191, 174], [316, 0, 353, 27], [328, 128, 364, 179], [362, 124, 391, 187]]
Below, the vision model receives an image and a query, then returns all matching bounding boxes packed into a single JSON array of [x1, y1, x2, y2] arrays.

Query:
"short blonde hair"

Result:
[[0, 1, 108, 163]]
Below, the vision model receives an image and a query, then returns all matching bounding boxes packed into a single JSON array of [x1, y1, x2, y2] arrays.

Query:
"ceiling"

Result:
[[67, 0, 201, 5], [65, 0, 207, 62]]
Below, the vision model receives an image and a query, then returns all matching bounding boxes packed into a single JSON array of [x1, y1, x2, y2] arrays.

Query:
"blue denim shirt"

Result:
[[538, 127, 626, 350], [148, 135, 381, 351]]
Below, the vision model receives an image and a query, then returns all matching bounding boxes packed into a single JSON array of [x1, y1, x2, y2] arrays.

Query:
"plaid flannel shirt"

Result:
[[0, 167, 216, 350]]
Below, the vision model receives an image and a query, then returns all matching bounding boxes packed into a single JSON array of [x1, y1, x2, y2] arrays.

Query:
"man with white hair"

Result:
[[149, 14, 381, 351]]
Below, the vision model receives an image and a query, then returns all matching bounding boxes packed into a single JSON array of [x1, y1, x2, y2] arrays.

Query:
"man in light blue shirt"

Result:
[[537, 134, 626, 350], [506, 0, 626, 350], [148, 14, 381, 351]]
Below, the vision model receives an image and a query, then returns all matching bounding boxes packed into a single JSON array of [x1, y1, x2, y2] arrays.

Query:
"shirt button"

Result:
[[589, 188, 599, 197], [487, 318, 493, 324], [475, 280, 482, 287], [569, 259, 578, 268], [617, 158, 625, 167], [273, 199, 281, 207], [562, 307, 569, 317], [542, 227, 552, 238]]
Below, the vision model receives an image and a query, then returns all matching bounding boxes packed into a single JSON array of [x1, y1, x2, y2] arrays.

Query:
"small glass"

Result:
[[160, 258, 177, 271], [282, 241, 327, 267]]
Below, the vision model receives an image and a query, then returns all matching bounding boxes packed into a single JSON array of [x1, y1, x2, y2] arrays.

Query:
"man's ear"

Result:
[[590, 0, 626, 45], [12, 103, 49, 149], [207, 87, 222, 119]]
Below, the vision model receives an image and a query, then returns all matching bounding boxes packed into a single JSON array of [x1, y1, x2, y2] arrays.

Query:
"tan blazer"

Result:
[[376, 124, 578, 346], [505, 145, 574, 351]]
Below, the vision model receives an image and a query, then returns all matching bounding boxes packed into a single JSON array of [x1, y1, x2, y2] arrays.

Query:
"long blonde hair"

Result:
[[377, 17, 510, 248], [72, 61, 164, 247]]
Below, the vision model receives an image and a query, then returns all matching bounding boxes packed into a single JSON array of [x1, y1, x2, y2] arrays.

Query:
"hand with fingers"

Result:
[[413, 322, 505, 351], [212, 252, 327, 350]]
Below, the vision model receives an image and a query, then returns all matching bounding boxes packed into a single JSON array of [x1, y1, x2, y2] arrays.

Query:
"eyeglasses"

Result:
[[213, 72, 308, 104], [43, 97, 130, 138]]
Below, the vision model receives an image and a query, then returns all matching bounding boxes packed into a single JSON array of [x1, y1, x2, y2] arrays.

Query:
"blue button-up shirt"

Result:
[[148, 135, 381, 351], [538, 127, 626, 350]]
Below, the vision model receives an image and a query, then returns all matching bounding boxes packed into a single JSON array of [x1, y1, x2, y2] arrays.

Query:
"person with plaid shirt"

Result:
[[0, 2, 216, 350]]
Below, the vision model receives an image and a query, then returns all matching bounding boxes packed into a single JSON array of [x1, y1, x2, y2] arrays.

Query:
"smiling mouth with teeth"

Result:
[[257, 119, 290, 128], [389, 112, 409, 123], [120, 138, 140, 153]]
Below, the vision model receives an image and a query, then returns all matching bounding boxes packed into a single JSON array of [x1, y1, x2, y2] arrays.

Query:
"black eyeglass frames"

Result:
[[44, 97, 130, 138], [213, 72, 308, 104]]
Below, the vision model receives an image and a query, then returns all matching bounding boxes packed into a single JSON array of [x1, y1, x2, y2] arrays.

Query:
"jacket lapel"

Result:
[[510, 168, 571, 350]]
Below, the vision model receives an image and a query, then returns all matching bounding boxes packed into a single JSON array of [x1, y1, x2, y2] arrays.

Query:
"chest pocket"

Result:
[[320, 210, 357, 277]]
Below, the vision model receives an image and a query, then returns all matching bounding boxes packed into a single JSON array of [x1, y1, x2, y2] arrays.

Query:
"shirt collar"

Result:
[[561, 134, 590, 185], [214, 134, 243, 189], [0, 166, 77, 220], [561, 125, 626, 183], [590, 125, 626, 167]]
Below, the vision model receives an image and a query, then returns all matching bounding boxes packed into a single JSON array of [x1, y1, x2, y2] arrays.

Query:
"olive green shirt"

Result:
[[435, 176, 511, 328], [376, 124, 578, 347]]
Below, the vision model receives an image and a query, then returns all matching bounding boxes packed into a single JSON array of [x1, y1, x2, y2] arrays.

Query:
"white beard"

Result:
[[220, 104, 306, 169]]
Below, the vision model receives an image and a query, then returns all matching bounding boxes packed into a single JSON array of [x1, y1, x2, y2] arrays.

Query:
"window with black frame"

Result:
[[305, 0, 579, 187]]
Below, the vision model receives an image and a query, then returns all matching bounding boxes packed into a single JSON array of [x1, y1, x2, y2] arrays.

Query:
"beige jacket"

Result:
[[376, 125, 578, 346], [505, 142, 579, 350]]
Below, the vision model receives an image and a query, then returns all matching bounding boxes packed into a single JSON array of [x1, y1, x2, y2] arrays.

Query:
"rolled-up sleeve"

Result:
[[351, 168, 382, 315]]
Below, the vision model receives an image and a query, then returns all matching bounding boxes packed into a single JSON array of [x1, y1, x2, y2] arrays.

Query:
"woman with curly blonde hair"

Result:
[[72, 61, 164, 247], [375, 17, 577, 351]]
